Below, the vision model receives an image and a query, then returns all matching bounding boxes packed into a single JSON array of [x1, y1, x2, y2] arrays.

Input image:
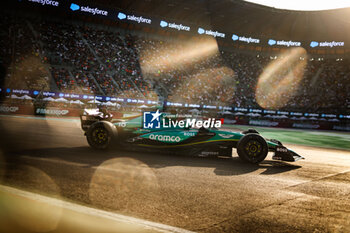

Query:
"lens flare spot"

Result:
[[139, 37, 219, 76], [6, 56, 51, 91], [0, 150, 4, 182], [255, 47, 307, 110], [168, 66, 236, 106], [89, 157, 160, 211], [0, 165, 62, 232]]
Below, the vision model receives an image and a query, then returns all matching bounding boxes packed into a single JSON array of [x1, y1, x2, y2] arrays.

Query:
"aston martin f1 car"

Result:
[[80, 109, 304, 164]]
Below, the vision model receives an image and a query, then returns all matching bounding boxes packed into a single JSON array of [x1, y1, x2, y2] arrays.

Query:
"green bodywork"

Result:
[[81, 109, 303, 162], [112, 115, 280, 149]]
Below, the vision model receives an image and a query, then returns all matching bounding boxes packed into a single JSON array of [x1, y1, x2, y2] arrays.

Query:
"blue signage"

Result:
[[310, 41, 319, 48], [117, 12, 126, 20], [160, 21, 168, 27], [232, 34, 239, 41], [268, 39, 276, 46], [197, 28, 205, 34], [70, 3, 80, 11]]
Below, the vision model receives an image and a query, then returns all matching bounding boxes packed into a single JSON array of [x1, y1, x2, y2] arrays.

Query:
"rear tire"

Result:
[[242, 128, 259, 134], [237, 133, 268, 164], [86, 121, 117, 149]]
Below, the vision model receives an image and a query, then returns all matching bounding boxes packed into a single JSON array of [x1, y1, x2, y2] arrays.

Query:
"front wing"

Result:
[[272, 145, 304, 162]]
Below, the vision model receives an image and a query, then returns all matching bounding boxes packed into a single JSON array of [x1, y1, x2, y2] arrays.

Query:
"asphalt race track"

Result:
[[0, 115, 350, 232]]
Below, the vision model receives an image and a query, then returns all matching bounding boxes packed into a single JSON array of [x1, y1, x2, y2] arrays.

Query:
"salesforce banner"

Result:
[[70, 3, 108, 16], [268, 39, 301, 47], [117, 12, 152, 24], [16, 1, 350, 49], [232, 34, 260, 44], [159, 20, 190, 32], [198, 27, 225, 38], [27, 0, 60, 7], [310, 41, 345, 48]]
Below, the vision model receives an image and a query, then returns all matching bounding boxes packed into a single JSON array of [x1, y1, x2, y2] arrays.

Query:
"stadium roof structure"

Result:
[[243, 0, 350, 11]]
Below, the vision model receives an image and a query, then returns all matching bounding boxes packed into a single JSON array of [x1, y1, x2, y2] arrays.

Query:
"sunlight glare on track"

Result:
[[89, 157, 161, 211], [0, 165, 62, 232]]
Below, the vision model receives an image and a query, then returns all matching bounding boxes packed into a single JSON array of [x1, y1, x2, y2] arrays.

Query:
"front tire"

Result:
[[86, 121, 117, 149], [237, 133, 268, 164]]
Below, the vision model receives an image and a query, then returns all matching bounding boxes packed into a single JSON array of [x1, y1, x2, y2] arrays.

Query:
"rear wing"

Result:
[[80, 108, 113, 131]]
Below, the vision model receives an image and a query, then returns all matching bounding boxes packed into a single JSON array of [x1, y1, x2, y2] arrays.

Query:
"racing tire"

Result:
[[86, 121, 118, 150], [242, 128, 259, 134], [237, 133, 268, 164]]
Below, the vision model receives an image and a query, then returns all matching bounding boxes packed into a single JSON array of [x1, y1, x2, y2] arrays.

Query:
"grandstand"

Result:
[[0, 0, 349, 130]]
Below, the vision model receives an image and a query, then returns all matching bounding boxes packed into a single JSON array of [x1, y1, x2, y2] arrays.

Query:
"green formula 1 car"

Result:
[[80, 109, 304, 164]]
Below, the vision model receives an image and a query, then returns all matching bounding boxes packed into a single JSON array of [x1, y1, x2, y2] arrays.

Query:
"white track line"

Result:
[[0, 185, 194, 233]]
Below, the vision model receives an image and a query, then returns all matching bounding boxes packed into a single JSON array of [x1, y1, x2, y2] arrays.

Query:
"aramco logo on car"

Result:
[[149, 134, 181, 142], [143, 110, 222, 129]]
